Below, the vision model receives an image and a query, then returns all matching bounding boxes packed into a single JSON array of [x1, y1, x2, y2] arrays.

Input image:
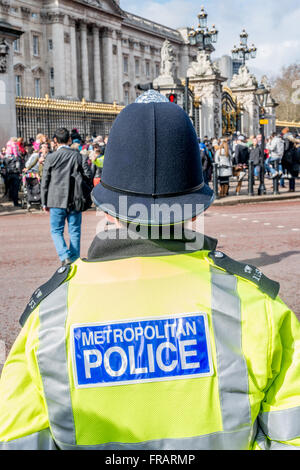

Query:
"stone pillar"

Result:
[[116, 30, 123, 104], [230, 88, 259, 137], [92, 24, 102, 102], [127, 38, 135, 103], [187, 51, 226, 138], [80, 21, 90, 101], [230, 65, 259, 137], [101, 27, 114, 103], [51, 12, 66, 98], [69, 16, 78, 100], [0, 20, 23, 147]]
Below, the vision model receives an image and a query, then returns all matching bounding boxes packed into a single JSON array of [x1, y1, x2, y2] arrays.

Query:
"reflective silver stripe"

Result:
[[55, 426, 253, 450], [38, 268, 253, 449], [255, 426, 300, 450], [0, 429, 57, 450], [259, 407, 300, 441], [37, 282, 76, 446], [210, 267, 251, 434], [268, 441, 300, 450]]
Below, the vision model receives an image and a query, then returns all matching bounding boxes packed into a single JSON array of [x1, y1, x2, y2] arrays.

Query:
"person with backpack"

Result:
[[41, 128, 92, 266]]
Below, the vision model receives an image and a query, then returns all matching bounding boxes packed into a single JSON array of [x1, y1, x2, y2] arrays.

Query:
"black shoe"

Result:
[[61, 258, 72, 266]]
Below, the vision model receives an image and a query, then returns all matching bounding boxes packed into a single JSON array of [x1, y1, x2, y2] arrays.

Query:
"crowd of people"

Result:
[[0, 130, 108, 207], [198, 128, 300, 197], [0, 126, 299, 208]]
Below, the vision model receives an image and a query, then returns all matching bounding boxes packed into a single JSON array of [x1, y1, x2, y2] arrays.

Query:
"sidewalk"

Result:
[[0, 178, 299, 215], [212, 176, 300, 206]]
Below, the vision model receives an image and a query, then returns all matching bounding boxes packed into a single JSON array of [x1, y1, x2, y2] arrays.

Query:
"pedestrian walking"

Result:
[[233, 135, 249, 195], [199, 141, 212, 185], [282, 128, 300, 192], [1, 92, 300, 450], [265, 132, 284, 179], [0, 146, 8, 197], [249, 137, 262, 180], [4, 137, 23, 206], [214, 138, 232, 197], [41, 127, 92, 266]]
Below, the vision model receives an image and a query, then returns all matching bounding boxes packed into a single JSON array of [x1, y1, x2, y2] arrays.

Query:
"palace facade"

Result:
[[0, 0, 198, 104]]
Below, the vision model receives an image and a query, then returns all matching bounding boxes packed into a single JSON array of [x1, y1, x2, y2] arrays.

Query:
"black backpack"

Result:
[[70, 157, 93, 212]]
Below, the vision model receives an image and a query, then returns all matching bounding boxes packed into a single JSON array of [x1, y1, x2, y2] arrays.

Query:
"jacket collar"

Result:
[[87, 228, 218, 262]]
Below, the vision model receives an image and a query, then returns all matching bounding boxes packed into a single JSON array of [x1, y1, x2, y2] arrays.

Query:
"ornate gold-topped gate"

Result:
[[222, 87, 241, 135]]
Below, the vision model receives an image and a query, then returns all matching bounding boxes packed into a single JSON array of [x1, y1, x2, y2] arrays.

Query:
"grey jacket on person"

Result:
[[249, 146, 262, 166], [41, 146, 92, 209]]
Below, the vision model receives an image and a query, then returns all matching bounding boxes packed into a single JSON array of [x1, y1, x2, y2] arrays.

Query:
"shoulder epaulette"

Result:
[[19, 265, 72, 327], [208, 251, 280, 300]]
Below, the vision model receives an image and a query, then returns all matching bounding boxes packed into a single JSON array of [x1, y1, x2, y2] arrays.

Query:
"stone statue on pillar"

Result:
[[153, 39, 181, 89], [186, 49, 226, 139], [230, 64, 257, 89], [187, 50, 218, 78], [230, 65, 259, 137]]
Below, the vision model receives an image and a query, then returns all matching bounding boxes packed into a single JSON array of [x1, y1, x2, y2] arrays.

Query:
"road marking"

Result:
[[264, 223, 271, 225], [232, 216, 238, 218], [241, 218, 248, 221], [277, 226, 285, 228], [252, 220, 259, 223], [292, 228, 300, 231]]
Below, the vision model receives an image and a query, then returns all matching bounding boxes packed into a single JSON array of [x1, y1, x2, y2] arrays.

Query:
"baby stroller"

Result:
[[21, 171, 41, 211]]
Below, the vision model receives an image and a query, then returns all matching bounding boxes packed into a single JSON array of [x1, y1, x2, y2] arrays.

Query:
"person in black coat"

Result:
[[41, 128, 92, 266], [249, 137, 263, 180]]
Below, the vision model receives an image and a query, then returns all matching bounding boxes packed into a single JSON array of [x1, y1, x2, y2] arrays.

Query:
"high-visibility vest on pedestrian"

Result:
[[1, 250, 300, 450]]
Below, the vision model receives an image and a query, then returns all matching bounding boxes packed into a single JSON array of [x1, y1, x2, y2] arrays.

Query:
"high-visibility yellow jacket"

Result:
[[1, 248, 300, 450]]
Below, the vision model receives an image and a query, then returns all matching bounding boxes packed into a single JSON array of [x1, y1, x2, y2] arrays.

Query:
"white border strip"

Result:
[[70, 312, 214, 389]]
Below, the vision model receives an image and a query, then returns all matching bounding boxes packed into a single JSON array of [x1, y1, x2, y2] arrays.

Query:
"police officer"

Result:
[[1, 91, 300, 450]]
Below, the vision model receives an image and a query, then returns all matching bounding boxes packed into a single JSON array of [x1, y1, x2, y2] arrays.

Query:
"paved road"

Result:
[[0, 199, 299, 366]]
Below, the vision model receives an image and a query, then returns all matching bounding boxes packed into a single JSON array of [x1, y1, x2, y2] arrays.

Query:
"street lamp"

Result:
[[188, 6, 218, 52], [231, 29, 257, 66], [255, 83, 270, 196]]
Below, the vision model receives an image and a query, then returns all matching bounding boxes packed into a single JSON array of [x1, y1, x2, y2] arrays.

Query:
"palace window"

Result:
[[50, 87, 55, 98], [48, 39, 53, 51], [34, 78, 41, 98], [50, 67, 54, 81], [155, 63, 160, 77], [123, 56, 128, 74], [13, 38, 20, 53], [145, 61, 150, 78], [135, 58, 140, 76], [15, 75, 22, 97], [124, 89, 129, 105], [33, 35, 39, 56]]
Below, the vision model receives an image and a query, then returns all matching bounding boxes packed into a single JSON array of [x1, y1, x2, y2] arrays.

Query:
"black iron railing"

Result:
[[16, 95, 124, 142]]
